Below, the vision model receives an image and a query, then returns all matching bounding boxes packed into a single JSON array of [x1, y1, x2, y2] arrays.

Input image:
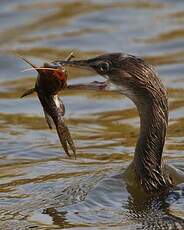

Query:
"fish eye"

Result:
[[97, 61, 111, 74]]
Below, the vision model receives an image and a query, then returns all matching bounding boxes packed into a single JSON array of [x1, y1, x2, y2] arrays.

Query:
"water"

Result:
[[0, 0, 184, 229]]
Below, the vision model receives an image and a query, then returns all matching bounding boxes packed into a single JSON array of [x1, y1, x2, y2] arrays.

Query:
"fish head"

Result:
[[35, 63, 68, 95]]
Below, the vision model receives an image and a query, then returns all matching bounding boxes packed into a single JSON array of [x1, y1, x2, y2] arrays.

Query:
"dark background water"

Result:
[[0, 0, 184, 229]]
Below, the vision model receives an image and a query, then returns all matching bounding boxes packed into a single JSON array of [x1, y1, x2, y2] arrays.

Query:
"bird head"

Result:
[[53, 53, 166, 105]]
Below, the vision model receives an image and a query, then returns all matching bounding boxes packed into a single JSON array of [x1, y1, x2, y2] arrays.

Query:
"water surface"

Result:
[[0, 0, 184, 229]]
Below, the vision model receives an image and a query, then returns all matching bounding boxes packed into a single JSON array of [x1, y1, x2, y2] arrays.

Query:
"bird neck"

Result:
[[132, 92, 170, 192]]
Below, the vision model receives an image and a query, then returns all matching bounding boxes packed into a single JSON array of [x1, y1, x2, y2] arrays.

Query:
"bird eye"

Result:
[[97, 62, 111, 74]]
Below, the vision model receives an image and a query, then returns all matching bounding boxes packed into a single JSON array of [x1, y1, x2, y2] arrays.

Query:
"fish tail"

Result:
[[55, 118, 76, 158]]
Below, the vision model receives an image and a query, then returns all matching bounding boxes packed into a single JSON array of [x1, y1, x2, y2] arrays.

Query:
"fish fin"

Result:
[[20, 88, 35, 98], [43, 109, 53, 130], [65, 52, 74, 61]]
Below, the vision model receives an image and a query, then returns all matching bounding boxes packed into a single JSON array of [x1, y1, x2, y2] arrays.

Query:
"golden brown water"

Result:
[[0, 0, 184, 229]]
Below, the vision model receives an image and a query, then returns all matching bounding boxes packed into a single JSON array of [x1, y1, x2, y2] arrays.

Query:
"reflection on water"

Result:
[[0, 0, 184, 229]]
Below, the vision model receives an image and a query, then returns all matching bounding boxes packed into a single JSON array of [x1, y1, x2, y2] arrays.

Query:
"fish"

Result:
[[20, 53, 76, 158]]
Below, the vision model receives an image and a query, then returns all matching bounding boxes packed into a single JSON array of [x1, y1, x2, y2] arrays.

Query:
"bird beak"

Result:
[[52, 58, 110, 91], [53, 59, 96, 72]]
